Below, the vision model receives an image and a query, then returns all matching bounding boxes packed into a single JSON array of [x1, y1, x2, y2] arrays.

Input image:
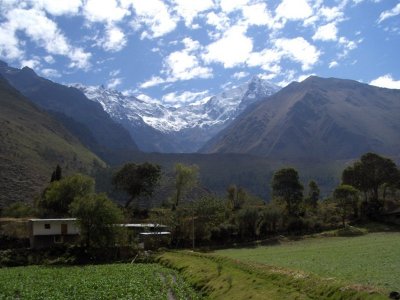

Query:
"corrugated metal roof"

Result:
[[29, 218, 77, 222]]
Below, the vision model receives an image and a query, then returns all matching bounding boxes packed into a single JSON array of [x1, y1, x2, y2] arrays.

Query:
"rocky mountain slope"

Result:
[[0, 75, 104, 208], [0, 61, 138, 160], [74, 76, 279, 153], [201, 76, 400, 162]]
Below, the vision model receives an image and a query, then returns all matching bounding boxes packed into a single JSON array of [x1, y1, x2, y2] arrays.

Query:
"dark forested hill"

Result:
[[0, 75, 104, 208]]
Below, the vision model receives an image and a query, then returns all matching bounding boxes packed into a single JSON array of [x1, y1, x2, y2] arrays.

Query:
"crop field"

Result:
[[0, 263, 200, 299], [216, 232, 400, 292]]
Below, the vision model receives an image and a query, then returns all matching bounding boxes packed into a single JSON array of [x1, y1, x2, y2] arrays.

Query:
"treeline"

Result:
[[2, 152, 400, 249]]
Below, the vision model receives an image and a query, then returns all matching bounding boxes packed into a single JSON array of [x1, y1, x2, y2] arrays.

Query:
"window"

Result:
[[44, 223, 51, 229]]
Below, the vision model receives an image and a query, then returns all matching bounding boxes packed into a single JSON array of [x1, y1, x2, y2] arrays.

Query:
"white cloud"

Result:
[[378, 3, 400, 23], [0, 24, 23, 60], [139, 76, 168, 88], [3, 8, 91, 69], [370, 74, 400, 89], [20, 58, 40, 69], [182, 37, 201, 52], [312, 23, 338, 41], [275, 37, 320, 71], [241, 3, 274, 28], [128, 0, 177, 38], [275, 0, 313, 21], [202, 25, 253, 68], [165, 51, 213, 81], [329, 61, 338, 68], [101, 25, 127, 52], [107, 77, 122, 89], [337, 36, 361, 58], [83, 0, 129, 23], [232, 71, 249, 79], [319, 6, 344, 22], [135, 93, 162, 104], [172, 0, 214, 27], [40, 68, 61, 78], [247, 48, 282, 73], [109, 69, 121, 77], [37, 0, 82, 16], [219, 0, 249, 13], [206, 11, 230, 32], [44, 55, 55, 64]]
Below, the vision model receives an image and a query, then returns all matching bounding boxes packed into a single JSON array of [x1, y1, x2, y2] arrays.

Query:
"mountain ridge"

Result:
[[201, 76, 400, 161], [0, 61, 139, 159]]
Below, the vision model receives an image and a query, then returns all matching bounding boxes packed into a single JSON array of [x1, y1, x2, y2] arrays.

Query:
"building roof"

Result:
[[118, 223, 167, 228], [139, 232, 171, 236], [29, 218, 77, 222]]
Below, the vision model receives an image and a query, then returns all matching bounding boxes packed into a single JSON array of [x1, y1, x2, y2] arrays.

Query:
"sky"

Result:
[[0, 0, 399, 107]]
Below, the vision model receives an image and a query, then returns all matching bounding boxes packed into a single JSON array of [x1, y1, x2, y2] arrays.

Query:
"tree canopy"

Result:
[[112, 162, 161, 208], [272, 168, 304, 217], [333, 185, 359, 226], [173, 163, 199, 210], [342, 153, 399, 202], [39, 174, 94, 217], [69, 193, 124, 248]]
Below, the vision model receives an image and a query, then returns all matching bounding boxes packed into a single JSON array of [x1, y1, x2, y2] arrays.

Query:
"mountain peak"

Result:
[[21, 66, 37, 76]]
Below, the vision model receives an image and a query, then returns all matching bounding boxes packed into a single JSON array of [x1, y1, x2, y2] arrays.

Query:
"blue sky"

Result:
[[0, 0, 399, 106]]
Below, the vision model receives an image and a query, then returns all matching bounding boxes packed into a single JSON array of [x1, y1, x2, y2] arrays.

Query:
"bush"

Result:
[[336, 225, 366, 237]]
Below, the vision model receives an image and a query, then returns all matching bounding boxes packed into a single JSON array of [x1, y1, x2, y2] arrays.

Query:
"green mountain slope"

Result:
[[0, 76, 105, 208]]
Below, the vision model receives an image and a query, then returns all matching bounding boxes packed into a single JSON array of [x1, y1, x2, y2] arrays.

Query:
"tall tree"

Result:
[[50, 164, 62, 182], [69, 193, 124, 248], [272, 168, 304, 217], [112, 162, 161, 208], [173, 163, 199, 210], [306, 180, 320, 211], [227, 185, 246, 211], [334, 185, 359, 227]]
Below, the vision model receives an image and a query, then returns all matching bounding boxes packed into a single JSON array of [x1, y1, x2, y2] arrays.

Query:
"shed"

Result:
[[29, 218, 79, 249]]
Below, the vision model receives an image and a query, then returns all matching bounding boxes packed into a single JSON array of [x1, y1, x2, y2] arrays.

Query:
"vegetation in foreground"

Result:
[[216, 232, 400, 293], [0, 263, 200, 300], [157, 250, 385, 300]]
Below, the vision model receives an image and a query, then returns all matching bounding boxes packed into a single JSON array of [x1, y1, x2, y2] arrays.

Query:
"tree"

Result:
[[227, 185, 246, 211], [39, 174, 94, 216], [342, 152, 400, 216], [69, 193, 124, 248], [173, 163, 199, 210], [272, 168, 304, 217], [334, 185, 359, 227], [50, 164, 62, 182], [112, 162, 161, 208], [306, 180, 320, 211]]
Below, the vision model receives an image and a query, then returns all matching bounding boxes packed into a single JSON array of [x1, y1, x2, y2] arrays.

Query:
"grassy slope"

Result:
[[0, 77, 104, 207], [216, 232, 400, 292], [157, 251, 385, 300]]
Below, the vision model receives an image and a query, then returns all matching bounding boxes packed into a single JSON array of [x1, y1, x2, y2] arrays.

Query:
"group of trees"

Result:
[[3, 152, 399, 249]]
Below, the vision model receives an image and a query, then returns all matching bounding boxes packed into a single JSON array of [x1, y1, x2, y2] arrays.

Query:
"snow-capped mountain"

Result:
[[72, 76, 279, 153]]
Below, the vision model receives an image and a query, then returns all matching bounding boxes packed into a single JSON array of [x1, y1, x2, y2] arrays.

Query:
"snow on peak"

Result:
[[72, 76, 279, 133]]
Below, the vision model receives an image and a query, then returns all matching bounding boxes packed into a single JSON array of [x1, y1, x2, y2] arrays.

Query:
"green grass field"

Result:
[[216, 232, 400, 292], [0, 263, 200, 299]]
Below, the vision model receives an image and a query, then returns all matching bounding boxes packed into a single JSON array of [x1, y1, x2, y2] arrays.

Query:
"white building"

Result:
[[29, 218, 79, 248]]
